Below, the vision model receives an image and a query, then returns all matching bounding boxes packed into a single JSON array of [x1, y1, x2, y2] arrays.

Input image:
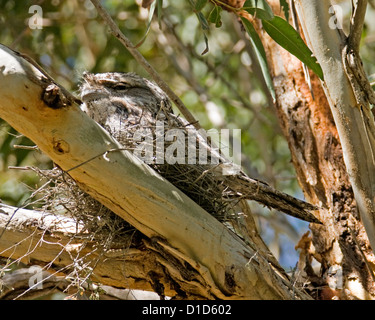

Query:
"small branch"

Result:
[[8, 166, 33, 170], [89, 0, 201, 130], [13, 145, 38, 150], [349, 0, 368, 52]]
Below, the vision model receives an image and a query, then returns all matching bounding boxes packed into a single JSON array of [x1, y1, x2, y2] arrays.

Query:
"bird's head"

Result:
[[80, 72, 170, 110]]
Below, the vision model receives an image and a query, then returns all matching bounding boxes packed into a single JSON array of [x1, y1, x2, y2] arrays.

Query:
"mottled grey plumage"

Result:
[[80, 72, 231, 219], [80, 72, 321, 224], [80, 72, 172, 138]]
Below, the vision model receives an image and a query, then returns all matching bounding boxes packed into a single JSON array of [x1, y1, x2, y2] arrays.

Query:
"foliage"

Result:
[[3, 0, 374, 268]]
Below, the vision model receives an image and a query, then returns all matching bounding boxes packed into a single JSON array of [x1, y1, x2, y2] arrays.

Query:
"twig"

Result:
[[13, 144, 38, 150], [342, 0, 375, 107], [8, 166, 33, 170], [89, 0, 201, 130], [349, 0, 368, 52]]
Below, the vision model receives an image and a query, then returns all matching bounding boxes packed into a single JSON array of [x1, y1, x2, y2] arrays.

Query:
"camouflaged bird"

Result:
[[80, 72, 320, 224]]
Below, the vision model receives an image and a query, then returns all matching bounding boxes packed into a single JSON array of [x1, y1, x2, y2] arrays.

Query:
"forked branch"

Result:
[[0, 43, 312, 299]]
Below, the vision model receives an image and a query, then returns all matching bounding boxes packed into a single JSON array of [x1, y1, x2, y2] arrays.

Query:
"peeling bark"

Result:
[[263, 1, 375, 299]]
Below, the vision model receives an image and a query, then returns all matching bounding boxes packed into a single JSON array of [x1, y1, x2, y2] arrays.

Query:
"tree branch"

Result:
[[0, 43, 312, 299], [0, 204, 198, 298], [349, 0, 368, 52]]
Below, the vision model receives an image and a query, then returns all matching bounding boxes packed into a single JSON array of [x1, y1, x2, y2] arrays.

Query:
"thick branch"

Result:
[[0, 44, 311, 299], [294, 0, 375, 253], [0, 204, 202, 298]]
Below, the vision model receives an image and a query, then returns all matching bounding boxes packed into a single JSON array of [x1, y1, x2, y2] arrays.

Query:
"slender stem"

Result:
[[89, 0, 201, 130], [210, 0, 240, 12], [349, 0, 368, 52]]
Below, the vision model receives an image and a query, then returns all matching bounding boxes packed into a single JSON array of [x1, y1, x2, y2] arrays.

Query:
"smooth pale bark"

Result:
[[0, 44, 311, 299], [294, 0, 375, 255], [0, 203, 210, 298]]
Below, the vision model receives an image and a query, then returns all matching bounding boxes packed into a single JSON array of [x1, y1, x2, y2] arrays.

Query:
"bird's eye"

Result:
[[112, 83, 129, 90]]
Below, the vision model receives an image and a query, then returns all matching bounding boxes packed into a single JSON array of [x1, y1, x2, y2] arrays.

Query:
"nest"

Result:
[[100, 110, 242, 222], [26, 112, 242, 250], [33, 167, 137, 246], [78, 71, 246, 223]]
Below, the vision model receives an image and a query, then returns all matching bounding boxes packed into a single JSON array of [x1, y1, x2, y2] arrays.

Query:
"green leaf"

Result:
[[208, 5, 222, 28], [279, 0, 289, 22], [195, 10, 210, 54], [240, 17, 276, 102], [194, 0, 208, 12], [262, 16, 324, 79], [242, 0, 274, 20], [197, 11, 209, 30], [135, 0, 157, 48]]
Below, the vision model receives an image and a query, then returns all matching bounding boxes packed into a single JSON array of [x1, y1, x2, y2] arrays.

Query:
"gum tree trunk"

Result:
[[262, 0, 375, 299]]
